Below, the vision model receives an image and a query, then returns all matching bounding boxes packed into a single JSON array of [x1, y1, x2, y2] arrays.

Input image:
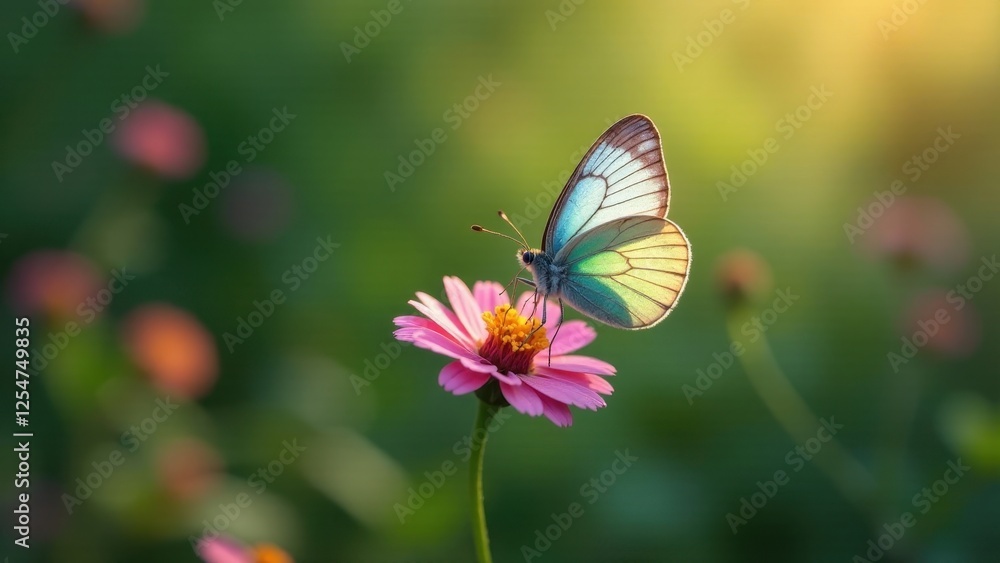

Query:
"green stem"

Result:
[[470, 400, 496, 563], [727, 305, 878, 522]]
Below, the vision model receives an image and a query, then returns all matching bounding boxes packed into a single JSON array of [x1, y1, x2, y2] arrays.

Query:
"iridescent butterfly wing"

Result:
[[554, 215, 690, 329], [543, 115, 671, 255], [546, 115, 691, 328]]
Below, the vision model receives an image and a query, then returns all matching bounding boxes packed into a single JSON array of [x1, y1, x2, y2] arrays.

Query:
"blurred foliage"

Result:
[[1, 0, 999, 561]]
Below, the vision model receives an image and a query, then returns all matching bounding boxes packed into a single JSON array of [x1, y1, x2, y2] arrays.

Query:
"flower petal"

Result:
[[546, 355, 616, 376], [396, 328, 479, 362], [522, 372, 607, 410], [439, 360, 490, 395], [532, 366, 614, 395], [457, 357, 523, 385], [394, 315, 465, 347], [410, 294, 474, 348], [500, 380, 544, 416], [548, 321, 595, 355], [197, 536, 251, 563], [539, 395, 574, 427], [474, 281, 507, 315], [444, 276, 486, 342]]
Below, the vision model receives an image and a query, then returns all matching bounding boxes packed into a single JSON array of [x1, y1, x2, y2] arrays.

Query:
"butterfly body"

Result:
[[479, 114, 691, 332], [518, 248, 565, 297]]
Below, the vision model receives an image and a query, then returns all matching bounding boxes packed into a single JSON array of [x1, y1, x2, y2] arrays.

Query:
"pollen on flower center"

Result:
[[478, 304, 548, 374]]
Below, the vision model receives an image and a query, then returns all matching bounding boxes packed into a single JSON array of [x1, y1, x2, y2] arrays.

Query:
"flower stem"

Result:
[[470, 400, 496, 563], [726, 305, 878, 521]]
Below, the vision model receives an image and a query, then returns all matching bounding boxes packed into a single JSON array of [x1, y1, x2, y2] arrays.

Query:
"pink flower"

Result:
[[71, 0, 146, 34], [112, 101, 206, 180], [862, 196, 970, 274], [900, 289, 980, 358], [393, 277, 615, 427], [197, 536, 292, 563], [5, 250, 104, 319], [714, 248, 773, 306]]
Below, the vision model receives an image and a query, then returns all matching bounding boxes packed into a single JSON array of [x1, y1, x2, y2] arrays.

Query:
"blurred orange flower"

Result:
[[121, 303, 218, 399]]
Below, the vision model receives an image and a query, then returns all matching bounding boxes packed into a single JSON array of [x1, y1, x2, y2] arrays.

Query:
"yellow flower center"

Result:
[[478, 304, 548, 374], [253, 544, 293, 563]]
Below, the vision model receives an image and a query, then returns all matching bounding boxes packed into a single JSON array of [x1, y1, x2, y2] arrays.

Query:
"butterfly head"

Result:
[[519, 249, 536, 266]]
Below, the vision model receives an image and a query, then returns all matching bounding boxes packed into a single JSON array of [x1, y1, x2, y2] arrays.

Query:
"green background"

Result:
[[1, 0, 999, 561]]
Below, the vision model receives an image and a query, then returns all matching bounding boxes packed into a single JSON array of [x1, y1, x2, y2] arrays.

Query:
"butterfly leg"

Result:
[[546, 298, 565, 367], [500, 267, 528, 302], [519, 295, 547, 352], [515, 277, 542, 320]]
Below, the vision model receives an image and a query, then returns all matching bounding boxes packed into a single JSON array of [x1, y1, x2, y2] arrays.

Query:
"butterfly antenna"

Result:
[[498, 210, 530, 248], [471, 225, 527, 249]]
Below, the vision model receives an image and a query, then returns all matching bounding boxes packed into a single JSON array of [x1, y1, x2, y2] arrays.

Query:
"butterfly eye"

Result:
[[522, 251, 534, 265]]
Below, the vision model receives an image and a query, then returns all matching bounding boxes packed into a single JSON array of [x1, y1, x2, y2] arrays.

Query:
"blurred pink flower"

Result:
[[121, 304, 218, 399], [5, 250, 103, 319], [71, 0, 145, 34], [393, 277, 614, 427], [901, 289, 980, 358], [197, 536, 293, 563], [864, 196, 970, 274], [112, 101, 206, 180], [714, 249, 773, 306], [156, 438, 222, 502]]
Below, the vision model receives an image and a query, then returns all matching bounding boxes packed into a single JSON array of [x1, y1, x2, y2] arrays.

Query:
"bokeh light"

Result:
[[120, 303, 219, 399], [2, 1, 998, 561], [5, 250, 104, 319], [112, 101, 206, 180]]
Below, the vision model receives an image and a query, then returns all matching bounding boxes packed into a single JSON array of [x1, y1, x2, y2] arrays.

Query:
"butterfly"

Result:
[[473, 114, 691, 347]]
